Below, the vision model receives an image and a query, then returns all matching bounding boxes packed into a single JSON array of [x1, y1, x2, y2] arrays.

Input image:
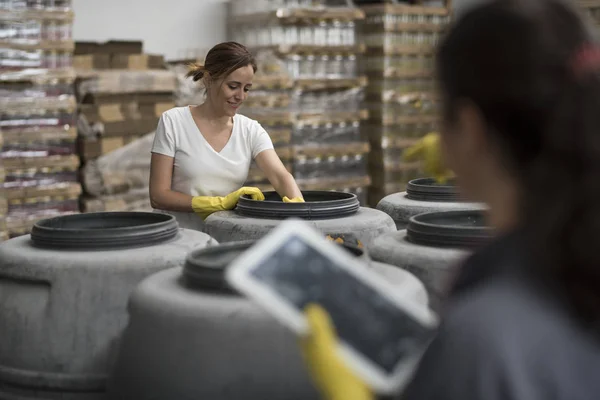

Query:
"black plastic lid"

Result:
[[30, 212, 179, 249], [183, 241, 255, 293], [182, 239, 366, 293], [406, 178, 460, 202], [236, 191, 360, 219], [407, 210, 492, 248]]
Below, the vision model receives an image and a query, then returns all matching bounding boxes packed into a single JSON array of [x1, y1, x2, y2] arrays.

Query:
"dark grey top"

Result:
[[401, 231, 600, 400]]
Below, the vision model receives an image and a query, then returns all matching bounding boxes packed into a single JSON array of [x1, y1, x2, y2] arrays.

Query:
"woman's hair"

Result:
[[186, 41, 257, 85], [437, 0, 600, 328]]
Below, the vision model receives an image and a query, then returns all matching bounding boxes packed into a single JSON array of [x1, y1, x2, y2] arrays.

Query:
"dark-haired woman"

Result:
[[300, 1, 600, 399], [149, 42, 303, 230]]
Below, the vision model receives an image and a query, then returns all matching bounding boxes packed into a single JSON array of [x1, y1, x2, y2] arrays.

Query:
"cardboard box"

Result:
[[76, 70, 177, 96], [79, 103, 140, 122], [102, 40, 143, 55], [79, 134, 147, 162], [73, 54, 111, 70], [75, 40, 143, 55], [111, 54, 165, 70], [80, 92, 174, 105]]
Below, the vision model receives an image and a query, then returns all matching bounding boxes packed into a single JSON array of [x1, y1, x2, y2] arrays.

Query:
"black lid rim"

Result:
[[185, 240, 256, 271], [183, 241, 256, 292], [408, 210, 491, 231], [407, 210, 492, 248], [236, 190, 360, 219], [406, 178, 460, 202], [30, 212, 179, 249]]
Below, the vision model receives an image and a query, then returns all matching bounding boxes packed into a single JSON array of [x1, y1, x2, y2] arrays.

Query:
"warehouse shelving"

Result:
[[0, 1, 80, 239]]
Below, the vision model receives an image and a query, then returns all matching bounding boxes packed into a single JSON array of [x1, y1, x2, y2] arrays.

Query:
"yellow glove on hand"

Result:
[[404, 132, 453, 184], [191, 187, 265, 220], [300, 303, 374, 400], [283, 196, 305, 203]]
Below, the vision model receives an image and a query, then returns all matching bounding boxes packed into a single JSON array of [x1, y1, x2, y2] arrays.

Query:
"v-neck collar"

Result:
[[187, 106, 235, 155]]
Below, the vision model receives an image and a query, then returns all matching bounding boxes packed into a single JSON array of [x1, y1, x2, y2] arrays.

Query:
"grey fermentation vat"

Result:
[[370, 209, 492, 311], [108, 239, 428, 400], [205, 191, 396, 247], [376, 178, 485, 230], [0, 212, 216, 400]]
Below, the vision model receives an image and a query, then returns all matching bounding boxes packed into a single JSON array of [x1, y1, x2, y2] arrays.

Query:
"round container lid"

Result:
[[235, 191, 360, 219], [183, 240, 255, 293], [407, 210, 493, 248], [182, 239, 367, 293], [406, 178, 461, 202], [31, 212, 179, 249]]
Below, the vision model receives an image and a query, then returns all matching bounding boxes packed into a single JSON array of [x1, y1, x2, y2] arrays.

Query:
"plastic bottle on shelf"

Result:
[[284, 25, 299, 46], [286, 54, 301, 79], [345, 20, 356, 47], [328, 19, 341, 47], [301, 54, 315, 78], [330, 53, 343, 78], [314, 19, 327, 46], [351, 121, 360, 142], [326, 155, 336, 176], [344, 54, 357, 78], [316, 54, 328, 78], [299, 20, 313, 46]]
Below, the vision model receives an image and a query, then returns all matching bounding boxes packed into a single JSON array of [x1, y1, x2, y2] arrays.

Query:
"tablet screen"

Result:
[[249, 235, 436, 374]]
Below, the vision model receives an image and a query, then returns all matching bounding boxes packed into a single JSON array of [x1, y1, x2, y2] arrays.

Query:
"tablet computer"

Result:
[[226, 219, 438, 394]]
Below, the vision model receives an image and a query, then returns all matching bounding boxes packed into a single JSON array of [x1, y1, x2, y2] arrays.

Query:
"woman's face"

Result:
[[207, 64, 254, 117], [440, 102, 495, 203]]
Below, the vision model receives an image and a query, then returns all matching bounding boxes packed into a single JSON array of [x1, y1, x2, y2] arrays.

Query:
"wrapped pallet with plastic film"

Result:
[[238, 50, 370, 205], [76, 68, 176, 162], [0, 68, 81, 239], [80, 131, 154, 212], [358, 2, 450, 205]]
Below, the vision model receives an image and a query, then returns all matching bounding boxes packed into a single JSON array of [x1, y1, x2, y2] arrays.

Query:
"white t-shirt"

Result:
[[151, 106, 274, 230]]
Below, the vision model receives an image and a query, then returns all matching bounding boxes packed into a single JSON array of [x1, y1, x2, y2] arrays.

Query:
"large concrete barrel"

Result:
[[108, 240, 428, 400], [0, 212, 216, 399], [205, 191, 395, 247], [370, 210, 492, 311], [376, 178, 484, 230]]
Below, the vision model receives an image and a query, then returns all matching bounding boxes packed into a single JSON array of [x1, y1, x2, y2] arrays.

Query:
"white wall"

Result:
[[72, 0, 228, 60]]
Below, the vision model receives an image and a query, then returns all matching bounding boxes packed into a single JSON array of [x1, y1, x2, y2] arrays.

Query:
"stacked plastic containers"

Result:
[[229, 0, 370, 205], [0, 0, 80, 240]]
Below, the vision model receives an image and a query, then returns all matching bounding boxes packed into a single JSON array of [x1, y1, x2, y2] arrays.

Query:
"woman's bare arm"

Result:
[[255, 149, 303, 199], [149, 153, 194, 212]]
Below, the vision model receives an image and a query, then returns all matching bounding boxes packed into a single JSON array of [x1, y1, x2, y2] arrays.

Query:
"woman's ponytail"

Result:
[[185, 63, 205, 82], [524, 49, 600, 330]]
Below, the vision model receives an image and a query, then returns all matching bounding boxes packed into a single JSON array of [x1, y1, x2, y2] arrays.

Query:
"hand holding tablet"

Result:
[[226, 219, 438, 395]]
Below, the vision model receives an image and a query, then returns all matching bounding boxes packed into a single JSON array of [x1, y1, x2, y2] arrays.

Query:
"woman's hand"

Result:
[[283, 196, 305, 203], [191, 187, 264, 220], [300, 303, 374, 400]]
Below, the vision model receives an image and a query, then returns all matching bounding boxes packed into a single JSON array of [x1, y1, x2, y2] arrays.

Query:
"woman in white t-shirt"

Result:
[[149, 42, 304, 230]]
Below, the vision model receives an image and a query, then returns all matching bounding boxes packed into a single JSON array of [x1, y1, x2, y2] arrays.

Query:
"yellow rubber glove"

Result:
[[283, 196, 305, 203], [191, 187, 264, 220], [404, 132, 453, 184], [300, 303, 374, 400]]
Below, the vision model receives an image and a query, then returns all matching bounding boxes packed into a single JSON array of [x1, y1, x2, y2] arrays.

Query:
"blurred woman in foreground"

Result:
[[302, 1, 600, 399]]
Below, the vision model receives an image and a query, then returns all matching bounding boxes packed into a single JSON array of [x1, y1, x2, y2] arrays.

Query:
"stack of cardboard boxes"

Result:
[[0, 2, 81, 239], [73, 40, 177, 212]]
